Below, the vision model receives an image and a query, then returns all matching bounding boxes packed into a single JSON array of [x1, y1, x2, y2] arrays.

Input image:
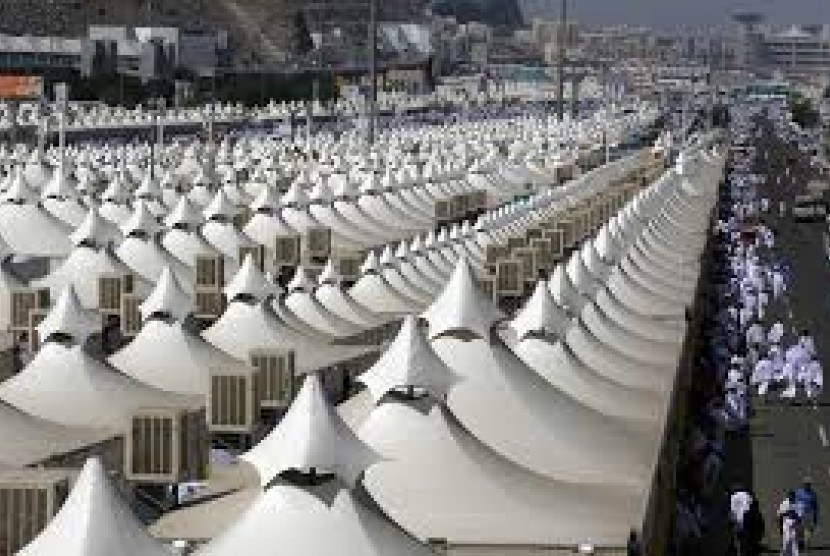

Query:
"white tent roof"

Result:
[[283, 288, 359, 338], [0, 402, 113, 468], [349, 265, 421, 316], [165, 195, 204, 228], [198, 481, 431, 556], [433, 336, 654, 487], [42, 197, 89, 228], [243, 212, 296, 247], [0, 342, 196, 429], [109, 319, 248, 396], [314, 283, 384, 329], [34, 246, 152, 310], [0, 203, 73, 258], [224, 254, 282, 301], [37, 285, 100, 345], [120, 200, 161, 237], [116, 237, 195, 294], [242, 374, 380, 487], [70, 206, 122, 247], [18, 458, 169, 556], [358, 401, 641, 546], [512, 338, 663, 425], [203, 300, 375, 375], [421, 258, 504, 340], [202, 221, 256, 262], [509, 279, 570, 340], [359, 316, 460, 403], [139, 265, 192, 322]]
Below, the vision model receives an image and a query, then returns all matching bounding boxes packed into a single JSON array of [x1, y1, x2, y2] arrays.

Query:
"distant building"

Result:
[[0, 25, 227, 84], [530, 19, 579, 51], [0, 34, 88, 73], [733, 15, 830, 83], [763, 25, 830, 82]]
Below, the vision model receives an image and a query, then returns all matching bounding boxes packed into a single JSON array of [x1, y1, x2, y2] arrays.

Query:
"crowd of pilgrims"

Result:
[[671, 118, 823, 555]]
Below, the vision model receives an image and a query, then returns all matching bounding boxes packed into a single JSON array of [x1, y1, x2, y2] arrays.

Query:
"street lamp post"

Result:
[[367, 0, 378, 147], [556, 0, 567, 121]]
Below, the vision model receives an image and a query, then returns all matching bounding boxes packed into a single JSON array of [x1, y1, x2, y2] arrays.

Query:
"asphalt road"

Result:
[[721, 116, 830, 554]]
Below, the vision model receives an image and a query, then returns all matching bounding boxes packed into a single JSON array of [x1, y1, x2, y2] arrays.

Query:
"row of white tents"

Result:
[[6, 137, 725, 556], [0, 102, 708, 555], [0, 80, 606, 132]]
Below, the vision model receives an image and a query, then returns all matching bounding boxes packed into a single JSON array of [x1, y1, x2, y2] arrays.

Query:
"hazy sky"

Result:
[[519, 0, 830, 28]]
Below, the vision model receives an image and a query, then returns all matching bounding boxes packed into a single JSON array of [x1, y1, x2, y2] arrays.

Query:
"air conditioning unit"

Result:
[[304, 227, 332, 264], [0, 469, 71, 556], [434, 200, 451, 223], [274, 235, 301, 268], [485, 244, 508, 264], [98, 274, 135, 315], [337, 254, 363, 283], [195, 292, 224, 320], [495, 259, 524, 297], [451, 194, 467, 218], [525, 227, 543, 242], [249, 349, 296, 410], [195, 256, 225, 321], [507, 236, 525, 251], [125, 408, 209, 484], [10, 287, 49, 332], [556, 220, 575, 249], [513, 247, 539, 284], [478, 275, 496, 303], [530, 238, 554, 273], [207, 369, 260, 435], [195, 256, 224, 290], [121, 294, 142, 337]]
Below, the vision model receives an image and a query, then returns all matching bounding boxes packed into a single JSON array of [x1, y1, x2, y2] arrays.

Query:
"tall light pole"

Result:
[[556, 0, 567, 121], [367, 0, 378, 147]]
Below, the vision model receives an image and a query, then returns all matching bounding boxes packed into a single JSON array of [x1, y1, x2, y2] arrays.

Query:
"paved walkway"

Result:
[[721, 118, 830, 554]]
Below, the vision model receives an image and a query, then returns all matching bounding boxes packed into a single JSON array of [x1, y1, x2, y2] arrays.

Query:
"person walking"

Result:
[[740, 499, 765, 556], [794, 479, 819, 546], [780, 507, 802, 556]]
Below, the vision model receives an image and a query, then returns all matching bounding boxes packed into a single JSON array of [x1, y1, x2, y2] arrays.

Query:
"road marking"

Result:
[[819, 424, 828, 447]]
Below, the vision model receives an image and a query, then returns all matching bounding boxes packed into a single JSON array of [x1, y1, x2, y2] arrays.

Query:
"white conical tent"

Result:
[[315, 260, 384, 329], [283, 266, 358, 338], [224, 254, 282, 301], [433, 330, 655, 487], [508, 279, 570, 340], [18, 458, 169, 556], [197, 479, 433, 556], [108, 319, 247, 396], [359, 316, 460, 403], [420, 257, 504, 340], [0, 196, 73, 259], [511, 336, 663, 425], [243, 374, 380, 487], [70, 206, 121, 247], [120, 200, 161, 237], [37, 285, 100, 345], [0, 401, 112, 468], [165, 195, 204, 228], [34, 243, 152, 310], [138, 266, 192, 322], [357, 400, 641, 546], [349, 252, 421, 315], [0, 340, 196, 429]]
